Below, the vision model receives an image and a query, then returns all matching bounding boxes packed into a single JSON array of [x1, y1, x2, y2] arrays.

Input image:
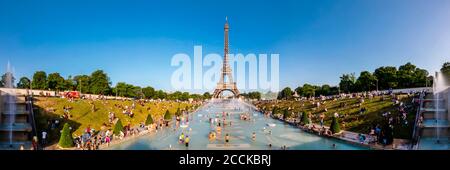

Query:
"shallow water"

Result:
[[108, 99, 365, 150]]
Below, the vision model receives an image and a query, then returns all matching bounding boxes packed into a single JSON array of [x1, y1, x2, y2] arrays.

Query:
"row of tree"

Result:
[[278, 62, 449, 100], [0, 70, 216, 101]]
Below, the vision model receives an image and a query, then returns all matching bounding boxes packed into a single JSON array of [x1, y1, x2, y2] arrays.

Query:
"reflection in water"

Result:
[[108, 99, 365, 150]]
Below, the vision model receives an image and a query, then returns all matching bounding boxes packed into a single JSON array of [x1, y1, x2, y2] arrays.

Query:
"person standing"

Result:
[[41, 131, 47, 146]]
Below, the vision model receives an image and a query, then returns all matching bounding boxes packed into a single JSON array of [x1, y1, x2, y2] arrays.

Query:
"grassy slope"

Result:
[[34, 97, 194, 142], [254, 95, 416, 139]]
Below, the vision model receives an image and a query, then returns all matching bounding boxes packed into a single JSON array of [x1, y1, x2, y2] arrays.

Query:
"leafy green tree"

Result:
[[397, 62, 416, 88], [145, 114, 154, 125], [374, 66, 397, 90], [441, 62, 450, 82], [73, 75, 90, 93], [17, 77, 31, 89], [58, 123, 73, 148], [113, 119, 124, 135], [355, 71, 377, 91], [64, 76, 76, 91], [142, 86, 155, 99], [319, 84, 331, 96], [203, 92, 212, 99], [413, 68, 429, 87], [339, 73, 356, 93], [1, 73, 15, 88], [277, 87, 293, 100], [330, 116, 341, 134], [47, 72, 65, 91], [301, 84, 316, 97], [89, 70, 111, 95], [31, 71, 47, 90]]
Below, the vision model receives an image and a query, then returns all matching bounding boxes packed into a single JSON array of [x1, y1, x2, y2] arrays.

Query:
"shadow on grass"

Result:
[[33, 103, 81, 147]]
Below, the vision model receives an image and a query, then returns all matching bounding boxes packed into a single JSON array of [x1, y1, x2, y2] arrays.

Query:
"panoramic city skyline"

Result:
[[0, 0, 449, 93]]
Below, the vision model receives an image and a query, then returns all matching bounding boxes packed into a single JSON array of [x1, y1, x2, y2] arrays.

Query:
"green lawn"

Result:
[[254, 94, 417, 139], [33, 97, 197, 144]]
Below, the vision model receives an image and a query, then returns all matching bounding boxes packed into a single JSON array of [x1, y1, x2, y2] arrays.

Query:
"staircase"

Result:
[[416, 90, 450, 150]]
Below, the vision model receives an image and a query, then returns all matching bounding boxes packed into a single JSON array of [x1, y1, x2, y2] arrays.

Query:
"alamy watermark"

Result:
[[171, 46, 279, 92]]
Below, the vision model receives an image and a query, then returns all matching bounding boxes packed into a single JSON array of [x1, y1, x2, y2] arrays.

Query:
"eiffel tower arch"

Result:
[[213, 17, 240, 98]]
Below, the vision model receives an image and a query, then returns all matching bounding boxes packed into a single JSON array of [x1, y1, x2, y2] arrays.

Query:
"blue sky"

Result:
[[0, 0, 449, 92]]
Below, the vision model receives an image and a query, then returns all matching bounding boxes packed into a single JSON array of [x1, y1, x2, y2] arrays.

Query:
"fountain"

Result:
[[417, 71, 450, 149], [4, 62, 16, 146], [433, 72, 448, 143], [0, 62, 33, 150]]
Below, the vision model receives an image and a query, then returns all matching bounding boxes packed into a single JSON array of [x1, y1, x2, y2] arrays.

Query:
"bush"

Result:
[[175, 108, 181, 116], [272, 107, 278, 116], [113, 119, 124, 135], [145, 114, 153, 125], [301, 112, 310, 125], [164, 110, 172, 120], [330, 116, 341, 134], [58, 123, 73, 148], [283, 109, 289, 119]]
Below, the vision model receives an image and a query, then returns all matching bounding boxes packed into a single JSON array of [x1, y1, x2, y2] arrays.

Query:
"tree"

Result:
[[319, 84, 331, 96], [154, 90, 167, 99], [301, 84, 315, 97], [32, 71, 47, 90], [17, 77, 31, 89], [203, 92, 212, 99], [355, 71, 377, 91], [89, 70, 111, 95], [58, 123, 73, 148], [47, 72, 65, 91], [339, 73, 356, 93], [142, 86, 155, 99], [413, 68, 429, 87], [73, 75, 90, 94], [374, 66, 397, 90], [64, 76, 76, 91], [164, 110, 172, 121], [441, 62, 450, 82], [1, 73, 15, 88], [145, 114, 154, 125], [330, 116, 341, 134], [301, 112, 309, 125], [113, 119, 124, 135], [277, 87, 293, 100], [397, 62, 416, 88]]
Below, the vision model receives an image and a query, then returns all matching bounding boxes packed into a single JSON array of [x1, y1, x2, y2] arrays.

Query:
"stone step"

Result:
[[0, 114, 29, 124], [422, 119, 450, 128], [420, 108, 448, 112], [0, 123, 32, 132], [422, 111, 448, 119], [420, 128, 450, 137], [0, 141, 32, 150]]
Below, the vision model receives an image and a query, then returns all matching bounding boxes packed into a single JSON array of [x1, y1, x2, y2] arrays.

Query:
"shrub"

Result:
[[301, 112, 310, 125], [330, 116, 341, 134], [145, 114, 153, 125], [164, 110, 172, 120], [113, 119, 124, 135], [58, 123, 73, 148]]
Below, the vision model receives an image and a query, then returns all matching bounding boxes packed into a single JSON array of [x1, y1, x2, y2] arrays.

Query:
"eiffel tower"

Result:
[[212, 17, 240, 98]]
